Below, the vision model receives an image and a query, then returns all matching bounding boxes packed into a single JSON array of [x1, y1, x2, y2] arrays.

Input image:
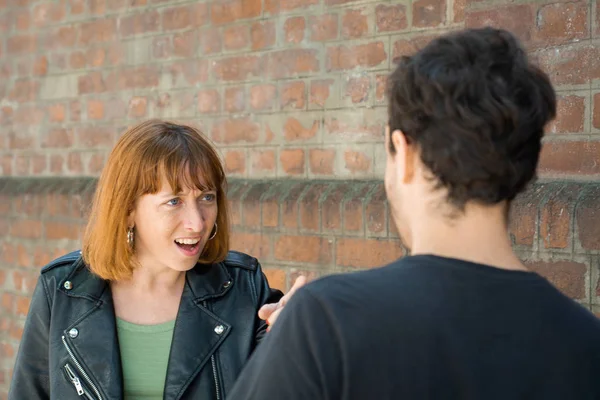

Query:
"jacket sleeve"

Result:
[[252, 261, 284, 345], [8, 275, 52, 400]]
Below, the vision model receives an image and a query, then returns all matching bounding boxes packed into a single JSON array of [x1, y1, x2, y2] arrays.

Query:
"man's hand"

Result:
[[259, 276, 307, 330]]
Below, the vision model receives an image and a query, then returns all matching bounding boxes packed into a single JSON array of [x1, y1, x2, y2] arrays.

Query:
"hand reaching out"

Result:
[[259, 276, 307, 331]]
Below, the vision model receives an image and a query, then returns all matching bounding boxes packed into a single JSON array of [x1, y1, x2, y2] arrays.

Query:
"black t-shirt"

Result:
[[229, 255, 600, 400]]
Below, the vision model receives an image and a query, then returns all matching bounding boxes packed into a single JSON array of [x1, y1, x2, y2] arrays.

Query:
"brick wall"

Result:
[[1, 0, 600, 397]]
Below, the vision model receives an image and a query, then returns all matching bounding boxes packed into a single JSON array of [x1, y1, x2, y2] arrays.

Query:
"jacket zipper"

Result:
[[204, 301, 222, 400], [62, 335, 103, 400], [211, 355, 221, 400], [64, 364, 96, 399]]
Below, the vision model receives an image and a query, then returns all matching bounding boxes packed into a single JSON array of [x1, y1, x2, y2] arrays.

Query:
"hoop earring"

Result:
[[127, 227, 134, 248], [208, 223, 218, 240]]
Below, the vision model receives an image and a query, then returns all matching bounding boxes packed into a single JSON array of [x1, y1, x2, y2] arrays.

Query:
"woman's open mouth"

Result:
[[174, 238, 201, 257]]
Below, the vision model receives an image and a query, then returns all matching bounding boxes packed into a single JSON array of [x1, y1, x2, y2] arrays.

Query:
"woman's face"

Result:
[[128, 176, 218, 274]]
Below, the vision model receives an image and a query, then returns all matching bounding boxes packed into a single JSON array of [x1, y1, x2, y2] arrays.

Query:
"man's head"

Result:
[[385, 27, 556, 249]]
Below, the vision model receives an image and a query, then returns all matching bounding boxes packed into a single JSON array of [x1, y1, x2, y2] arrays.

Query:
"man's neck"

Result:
[[407, 203, 527, 271]]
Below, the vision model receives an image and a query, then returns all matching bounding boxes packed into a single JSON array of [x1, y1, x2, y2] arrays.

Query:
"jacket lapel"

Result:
[[59, 257, 124, 400], [163, 262, 234, 400]]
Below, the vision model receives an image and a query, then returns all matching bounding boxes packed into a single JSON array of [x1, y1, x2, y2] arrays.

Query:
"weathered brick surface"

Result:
[[1, 0, 600, 396]]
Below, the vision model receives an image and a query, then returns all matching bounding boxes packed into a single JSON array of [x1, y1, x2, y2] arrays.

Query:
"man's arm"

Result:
[[229, 286, 343, 400]]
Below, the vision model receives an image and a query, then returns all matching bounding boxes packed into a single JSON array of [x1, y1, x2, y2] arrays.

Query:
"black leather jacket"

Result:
[[9, 250, 283, 400]]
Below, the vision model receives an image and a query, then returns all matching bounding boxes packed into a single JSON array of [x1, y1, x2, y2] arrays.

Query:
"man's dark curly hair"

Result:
[[387, 27, 556, 210]]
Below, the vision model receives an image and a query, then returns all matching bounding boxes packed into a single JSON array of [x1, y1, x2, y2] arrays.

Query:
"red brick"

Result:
[[262, 268, 285, 291], [309, 149, 335, 175], [344, 150, 371, 173], [14, 194, 43, 216], [162, 4, 208, 31], [342, 9, 369, 38], [224, 150, 246, 175], [343, 184, 371, 233], [33, 2, 66, 27], [212, 118, 260, 144], [593, 93, 600, 130], [70, 0, 85, 14], [413, 0, 446, 27], [231, 232, 271, 261], [242, 183, 270, 228], [310, 79, 334, 107], [326, 115, 383, 140], [88, 153, 105, 174], [280, 149, 305, 175], [281, 81, 305, 110], [79, 18, 117, 45], [250, 84, 277, 110], [16, 9, 31, 31], [267, 49, 319, 79], [42, 128, 73, 148], [50, 155, 64, 173], [251, 21, 275, 50], [173, 31, 195, 58], [200, 27, 222, 54], [265, 0, 318, 14], [275, 236, 331, 264], [224, 87, 246, 112], [32, 154, 47, 174], [8, 129, 36, 150], [535, 3, 588, 45], [527, 260, 586, 299], [211, 0, 261, 25], [108, 66, 159, 90], [376, 4, 407, 32], [8, 79, 38, 103], [465, 5, 534, 44], [327, 42, 387, 71], [309, 14, 338, 42], [7, 34, 36, 54], [538, 141, 600, 176], [169, 60, 209, 85], [45, 26, 77, 50], [198, 89, 220, 114], [540, 184, 582, 249], [213, 55, 263, 81], [509, 184, 547, 247], [548, 95, 585, 134], [78, 72, 106, 95], [345, 76, 371, 103], [223, 25, 250, 50], [366, 185, 387, 236], [16, 156, 31, 175], [1, 155, 12, 175], [70, 51, 86, 69], [299, 184, 329, 231], [284, 17, 305, 44], [65, 151, 81, 173], [260, 184, 283, 227], [10, 220, 43, 239], [128, 96, 147, 118], [284, 118, 319, 141], [376, 75, 388, 102], [87, 99, 105, 120], [576, 187, 600, 250], [454, 0, 465, 22], [16, 295, 31, 316], [33, 56, 48, 76], [119, 10, 160, 36], [251, 150, 276, 174], [78, 126, 114, 148], [336, 238, 403, 268]]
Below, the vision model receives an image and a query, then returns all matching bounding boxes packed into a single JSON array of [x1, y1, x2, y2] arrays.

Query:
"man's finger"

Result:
[[267, 307, 284, 328], [280, 276, 307, 306], [258, 303, 278, 320]]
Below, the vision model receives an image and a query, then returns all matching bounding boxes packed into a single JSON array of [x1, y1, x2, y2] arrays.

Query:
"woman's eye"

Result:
[[202, 193, 216, 202], [167, 198, 181, 206]]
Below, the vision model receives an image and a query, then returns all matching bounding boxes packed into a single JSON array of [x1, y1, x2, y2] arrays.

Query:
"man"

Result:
[[230, 27, 600, 399]]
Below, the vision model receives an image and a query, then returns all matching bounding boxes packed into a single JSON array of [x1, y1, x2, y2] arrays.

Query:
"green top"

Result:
[[116, 318, 175, 400]]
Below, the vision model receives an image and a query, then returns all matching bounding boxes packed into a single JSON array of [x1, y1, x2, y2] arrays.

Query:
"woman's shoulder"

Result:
[[221, 250, 261, 272], [40, 250, 82, 278]]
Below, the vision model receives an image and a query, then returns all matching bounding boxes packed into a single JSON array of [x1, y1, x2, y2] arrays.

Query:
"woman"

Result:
[[9, 120, 284, 400]]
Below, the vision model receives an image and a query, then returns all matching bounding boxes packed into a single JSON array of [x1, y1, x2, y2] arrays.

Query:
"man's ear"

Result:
[[390, 129, 416, 184]]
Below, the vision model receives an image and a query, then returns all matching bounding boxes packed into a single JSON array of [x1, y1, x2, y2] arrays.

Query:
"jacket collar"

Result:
[[60, 256, 234, 302]]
